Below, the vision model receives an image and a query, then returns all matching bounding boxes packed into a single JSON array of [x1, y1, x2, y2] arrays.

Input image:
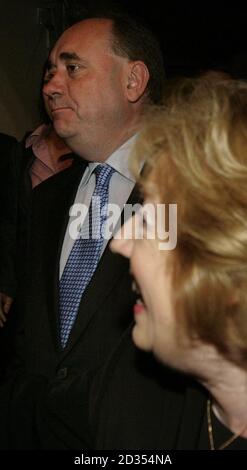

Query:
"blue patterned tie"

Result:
[[59, 164, 115, 347]]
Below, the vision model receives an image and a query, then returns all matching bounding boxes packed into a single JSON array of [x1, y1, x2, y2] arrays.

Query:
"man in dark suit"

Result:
[[27, 11, 165, 373], [0, 12, 166, 449]]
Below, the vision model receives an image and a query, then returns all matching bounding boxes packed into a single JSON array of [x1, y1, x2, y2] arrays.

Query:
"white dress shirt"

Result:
[[59, 135, 138, 278]]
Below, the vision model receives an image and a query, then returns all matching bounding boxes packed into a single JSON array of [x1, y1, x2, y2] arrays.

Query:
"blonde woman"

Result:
[[97, 78, 247, 449]]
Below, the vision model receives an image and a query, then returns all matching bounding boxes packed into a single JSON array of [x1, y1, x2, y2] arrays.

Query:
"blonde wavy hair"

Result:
[[132, 77, 247, 368]]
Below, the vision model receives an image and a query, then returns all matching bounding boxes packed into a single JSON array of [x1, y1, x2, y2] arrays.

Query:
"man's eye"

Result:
[[67, 64, 80, 73]]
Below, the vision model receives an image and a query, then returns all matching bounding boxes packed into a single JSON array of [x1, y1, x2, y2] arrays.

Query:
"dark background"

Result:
[[0, 0, 246, 138], [63, 1, 247, 78]]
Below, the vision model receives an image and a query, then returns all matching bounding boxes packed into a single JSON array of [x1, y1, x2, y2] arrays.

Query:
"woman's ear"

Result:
[[126, 61, 150, 102]]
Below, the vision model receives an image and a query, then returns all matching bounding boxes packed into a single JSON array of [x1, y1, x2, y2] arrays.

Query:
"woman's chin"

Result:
[[132, 324, 153, 352]]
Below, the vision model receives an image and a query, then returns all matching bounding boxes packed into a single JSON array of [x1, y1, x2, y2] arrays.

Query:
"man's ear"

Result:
[[126, 61, 150, 102]]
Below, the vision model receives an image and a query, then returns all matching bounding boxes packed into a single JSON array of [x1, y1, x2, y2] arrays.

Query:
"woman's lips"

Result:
[[132, 281, 145, 314], [134, 300, 145, 315]]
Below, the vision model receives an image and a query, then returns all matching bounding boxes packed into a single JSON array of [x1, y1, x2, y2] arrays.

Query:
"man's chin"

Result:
[[53, 121, 73, 139]]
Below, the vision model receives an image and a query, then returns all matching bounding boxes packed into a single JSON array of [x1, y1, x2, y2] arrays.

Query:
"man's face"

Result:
[[42, 19, 131, 157]]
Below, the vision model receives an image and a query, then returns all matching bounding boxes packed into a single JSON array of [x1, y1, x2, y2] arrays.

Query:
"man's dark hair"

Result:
[[67, 9, 166, 104], [110, 13, 165, 104]]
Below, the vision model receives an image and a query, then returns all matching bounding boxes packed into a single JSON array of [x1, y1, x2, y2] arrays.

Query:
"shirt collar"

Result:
[[105, 134, 138, 182], [80, 134, 140, 189], [25, 123, 50, 149]]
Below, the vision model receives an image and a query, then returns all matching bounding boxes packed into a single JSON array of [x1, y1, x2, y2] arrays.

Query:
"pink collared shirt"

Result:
[[25, 124, 73, 188]]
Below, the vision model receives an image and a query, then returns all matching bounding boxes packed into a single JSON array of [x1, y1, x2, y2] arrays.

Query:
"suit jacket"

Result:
[[20, 158, 137, 377], [91, 327, 206, 449], [42, 324, 247, 450], [41, 327, 205, 450], [0, 157, 138, 448], [40, 324, 203, 450], [89, 327, 247, 450]]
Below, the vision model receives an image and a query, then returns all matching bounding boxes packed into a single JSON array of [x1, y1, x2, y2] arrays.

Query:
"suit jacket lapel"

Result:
[[35, 159, 87, 349]]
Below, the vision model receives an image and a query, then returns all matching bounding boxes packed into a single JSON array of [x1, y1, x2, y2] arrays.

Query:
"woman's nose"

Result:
[[110, 216, 135, 258]]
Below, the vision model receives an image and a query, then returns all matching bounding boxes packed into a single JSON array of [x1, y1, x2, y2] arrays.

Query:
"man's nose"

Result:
[[43, 71, 65, 99]]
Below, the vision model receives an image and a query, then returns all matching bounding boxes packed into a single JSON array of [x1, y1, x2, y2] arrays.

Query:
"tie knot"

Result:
[[94, 164, 115, 188]]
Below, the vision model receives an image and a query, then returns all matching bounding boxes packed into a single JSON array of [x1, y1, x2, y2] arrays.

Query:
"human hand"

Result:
[[0, 292, 13, 327]]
